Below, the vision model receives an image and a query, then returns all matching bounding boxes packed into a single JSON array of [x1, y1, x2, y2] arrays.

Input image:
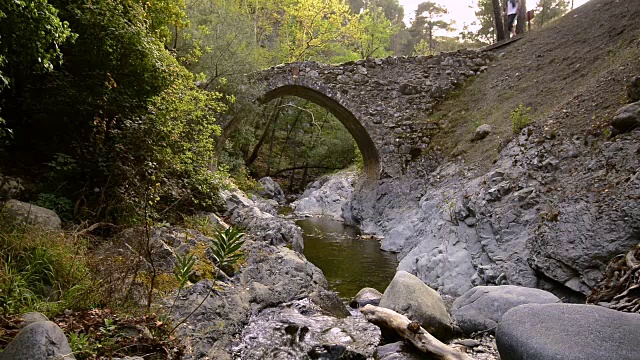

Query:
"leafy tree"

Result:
[[459, 0, 493, 44], [535, 0, 569, 27], [349, 0, 404, 23], [138, 0, 189, 48], [407, 2, 453, 55], [0, 0, 75, 138], [177, 0, 271, 88], [0, 0, 75, 82], [1, 0, 229, 223], [279, 0, 356, 62], [348, 7, 397, 58], [351, 0, 406, 55]]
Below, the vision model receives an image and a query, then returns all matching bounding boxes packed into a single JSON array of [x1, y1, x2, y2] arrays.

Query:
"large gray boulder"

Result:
[[291, 173, 355, 220], [451, 285, 560, 335], [350, 287, 383, 308], [0, 321, 75, 360], [18, 312, 49, 329], [496, 303, 640, 360], [611, 101, 640, 133], [2, 200, 62, 230], [257, 177, 286, 204], [379, 271, 452, 341], [241, 244, 328, 309]]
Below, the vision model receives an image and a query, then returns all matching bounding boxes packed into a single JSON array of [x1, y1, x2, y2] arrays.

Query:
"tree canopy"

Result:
[[0, 0, 511, 222]]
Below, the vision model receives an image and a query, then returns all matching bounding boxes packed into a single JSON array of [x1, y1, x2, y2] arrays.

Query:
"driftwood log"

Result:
[[361, 304, 472, 360]]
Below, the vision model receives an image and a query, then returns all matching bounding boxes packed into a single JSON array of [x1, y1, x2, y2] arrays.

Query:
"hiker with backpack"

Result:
[[505, 0, 520, 38]]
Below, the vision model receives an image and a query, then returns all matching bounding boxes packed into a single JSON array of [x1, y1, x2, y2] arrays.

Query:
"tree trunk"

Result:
[[492, 0, 506, 41], [288, 167, 297, 193], [516, 0, 527, 34], [265, 116, 279, 175], [245, 99, 283, 168], [300, 163, 309, 190], [361, 305, 472, 360], [276, 103, 307, 170]]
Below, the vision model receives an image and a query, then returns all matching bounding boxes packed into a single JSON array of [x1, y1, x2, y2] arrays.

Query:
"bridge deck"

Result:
[[481, 35, 524, 52]]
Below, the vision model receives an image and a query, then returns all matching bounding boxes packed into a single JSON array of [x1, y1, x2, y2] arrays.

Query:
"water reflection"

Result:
[[297, 217, 398, 300]]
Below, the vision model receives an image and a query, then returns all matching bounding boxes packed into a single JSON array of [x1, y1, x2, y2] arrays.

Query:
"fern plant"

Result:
[[169, 252, 196, 314], [169, 226, 245, 334], [209, 227, 245, 269]]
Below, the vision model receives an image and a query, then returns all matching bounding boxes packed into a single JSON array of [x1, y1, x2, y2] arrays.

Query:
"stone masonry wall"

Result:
[[250, 50, 493, 178]]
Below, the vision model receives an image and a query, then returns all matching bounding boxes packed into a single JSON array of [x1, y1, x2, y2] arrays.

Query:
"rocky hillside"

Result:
[[350, 0, 640, 301]]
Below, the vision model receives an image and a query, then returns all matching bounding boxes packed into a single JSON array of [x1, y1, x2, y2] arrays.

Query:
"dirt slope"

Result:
[[431, 0, 640, 173]]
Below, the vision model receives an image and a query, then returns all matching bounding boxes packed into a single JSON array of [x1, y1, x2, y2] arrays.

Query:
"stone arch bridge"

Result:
[[228, 50, 493, 180]]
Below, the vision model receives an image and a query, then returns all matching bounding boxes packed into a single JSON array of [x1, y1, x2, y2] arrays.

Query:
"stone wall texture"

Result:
[[250, 50, 492, 179]]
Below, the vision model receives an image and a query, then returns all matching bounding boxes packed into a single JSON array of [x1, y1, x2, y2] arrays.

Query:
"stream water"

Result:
[[296, 217, 398, 300]]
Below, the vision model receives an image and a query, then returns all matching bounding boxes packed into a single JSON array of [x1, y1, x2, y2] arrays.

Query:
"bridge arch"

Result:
[[217, 51, 492, 180], [259, 84, 380, 179]]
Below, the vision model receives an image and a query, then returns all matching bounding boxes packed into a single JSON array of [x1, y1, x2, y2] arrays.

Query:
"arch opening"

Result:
[[259, 85, 380, 179]]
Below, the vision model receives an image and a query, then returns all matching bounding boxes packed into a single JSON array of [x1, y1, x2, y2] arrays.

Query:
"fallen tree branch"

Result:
[[270, 165, 343, 176], [361, 305, 472, 360], [75, 222, 118, 236]]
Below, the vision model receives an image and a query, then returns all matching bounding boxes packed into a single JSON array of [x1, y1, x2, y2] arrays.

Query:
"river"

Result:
[[296, 216, 398, 300]]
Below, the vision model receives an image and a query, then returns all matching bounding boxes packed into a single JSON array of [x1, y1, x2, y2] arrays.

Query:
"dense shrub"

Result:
[[0, 0, 229, 223]]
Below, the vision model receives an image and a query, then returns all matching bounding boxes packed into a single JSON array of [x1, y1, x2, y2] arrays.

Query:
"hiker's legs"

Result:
[[507, 14, 517, 38]]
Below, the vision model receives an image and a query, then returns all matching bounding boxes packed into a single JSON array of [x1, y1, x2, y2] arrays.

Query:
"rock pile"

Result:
[[221, 188, 304, 252]]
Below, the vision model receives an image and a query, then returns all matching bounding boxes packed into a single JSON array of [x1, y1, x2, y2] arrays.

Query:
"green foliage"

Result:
[[182, 215, 216, 237], [35, 193, 74, 221], [173, 253, 196, 288], [406, 1, 452, 54], [140, 0, 189, 46], [0, 221, 94, 316], [511, 104, 533, 134], [0, 0, 75, 78], [535, 0, 570, 27], [442, 195, 458, 226], [178, 0, 271, 84], [169, 226, 245, 333], [465, 0, 497, 44], [348, 7, 397, 58], [68, 331, 98, 359], [353, 143, 364, 173], [0, 0, 75, 137], [0, 0, 232, 224], [115, 74, 229, 221], [210, 227, 245, 268], [279, 0, 357, 62]]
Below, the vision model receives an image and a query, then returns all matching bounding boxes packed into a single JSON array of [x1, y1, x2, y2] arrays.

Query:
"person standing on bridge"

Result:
[[505, 0, 520, 39]]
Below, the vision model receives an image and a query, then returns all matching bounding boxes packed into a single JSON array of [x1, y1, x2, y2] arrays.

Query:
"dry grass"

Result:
[[427, 0, 640, 173]]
